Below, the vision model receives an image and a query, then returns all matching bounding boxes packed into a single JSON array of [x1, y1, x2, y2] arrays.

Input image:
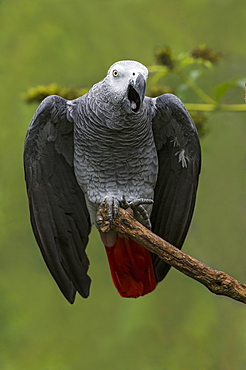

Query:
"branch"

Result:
[[98, 203, 246, 304], [185, 103, 246, 112]]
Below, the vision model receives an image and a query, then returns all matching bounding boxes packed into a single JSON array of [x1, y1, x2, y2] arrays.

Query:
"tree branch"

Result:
[[98, 203, 246, 304]]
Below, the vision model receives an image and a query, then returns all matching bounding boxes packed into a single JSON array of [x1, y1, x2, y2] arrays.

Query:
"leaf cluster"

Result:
[[147, 45, 246, 135], [24, 46, 246, 137], [24, 83, 89, 104], [148, 45, 245, 104]]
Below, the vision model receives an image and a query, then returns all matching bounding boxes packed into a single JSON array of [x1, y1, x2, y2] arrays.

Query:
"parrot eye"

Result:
[[112, 69, 119, 77]]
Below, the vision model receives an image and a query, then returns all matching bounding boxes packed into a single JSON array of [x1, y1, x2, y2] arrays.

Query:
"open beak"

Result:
[[123, 73, 146, 114]]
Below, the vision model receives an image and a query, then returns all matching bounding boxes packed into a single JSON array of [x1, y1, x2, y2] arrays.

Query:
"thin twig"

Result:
[[98, 203, 246, 304], [178, 71, 217, 105]]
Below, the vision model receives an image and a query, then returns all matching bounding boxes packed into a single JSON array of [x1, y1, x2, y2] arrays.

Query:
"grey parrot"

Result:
[[24, 60, 201, 303]]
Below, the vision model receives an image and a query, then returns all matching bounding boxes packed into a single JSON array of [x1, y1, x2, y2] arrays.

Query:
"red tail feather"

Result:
[[105, 235, 156, 298]]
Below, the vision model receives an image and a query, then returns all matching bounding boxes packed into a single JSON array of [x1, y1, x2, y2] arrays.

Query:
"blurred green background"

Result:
[[0, 0, 246, 369]]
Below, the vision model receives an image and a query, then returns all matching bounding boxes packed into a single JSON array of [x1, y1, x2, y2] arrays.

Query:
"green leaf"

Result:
[[214, 77, 246, 101], [177, 56, 213, 71], [188, 69, 203, 82]]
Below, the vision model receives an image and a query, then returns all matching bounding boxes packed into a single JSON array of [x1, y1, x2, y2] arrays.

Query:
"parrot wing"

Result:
[[24, 95, 91, 303], [150, 94, 201, 282]]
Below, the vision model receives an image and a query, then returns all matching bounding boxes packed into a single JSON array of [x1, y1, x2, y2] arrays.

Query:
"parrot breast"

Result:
[[73, 89, 158, 225]]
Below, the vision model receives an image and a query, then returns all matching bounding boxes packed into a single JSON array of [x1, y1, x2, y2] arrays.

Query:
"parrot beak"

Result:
[[123, 73, 146, 114]]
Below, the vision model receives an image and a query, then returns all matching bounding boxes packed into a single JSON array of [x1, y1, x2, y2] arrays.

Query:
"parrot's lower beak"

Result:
[[123, 73, 146, 114]]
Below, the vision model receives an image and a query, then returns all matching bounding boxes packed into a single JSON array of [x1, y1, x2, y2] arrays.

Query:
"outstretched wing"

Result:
[[24, 95, 91, 303], [150, 94, 201, 282]]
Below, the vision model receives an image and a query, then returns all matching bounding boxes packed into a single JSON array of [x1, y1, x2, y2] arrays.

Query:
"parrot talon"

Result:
[[104, 196, 120, 226], [134, 204, 152, 229]]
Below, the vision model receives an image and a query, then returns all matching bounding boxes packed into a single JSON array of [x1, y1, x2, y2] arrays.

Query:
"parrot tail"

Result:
[[104, 235, 157, 298]]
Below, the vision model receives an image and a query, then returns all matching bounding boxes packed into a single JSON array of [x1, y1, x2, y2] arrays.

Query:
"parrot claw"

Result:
[[120, 196, 153, 229], [104, 196, 120, 226]]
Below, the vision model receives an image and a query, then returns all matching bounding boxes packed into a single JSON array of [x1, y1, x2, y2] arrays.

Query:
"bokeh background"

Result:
[[0, 0, 246, 369]]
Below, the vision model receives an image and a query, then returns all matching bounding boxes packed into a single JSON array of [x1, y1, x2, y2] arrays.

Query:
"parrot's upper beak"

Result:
[[123, 73, 146, 114]]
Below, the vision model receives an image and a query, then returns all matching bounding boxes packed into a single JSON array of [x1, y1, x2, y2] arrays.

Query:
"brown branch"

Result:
[[98, 203, 246, 304]]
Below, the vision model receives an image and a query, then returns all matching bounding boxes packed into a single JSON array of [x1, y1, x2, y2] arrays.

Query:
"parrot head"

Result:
[[105, 60, 148, 114]]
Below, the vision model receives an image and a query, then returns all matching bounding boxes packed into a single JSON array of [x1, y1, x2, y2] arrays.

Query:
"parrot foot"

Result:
[[121, 196, 153, 229], [96, 196, 153, 230], [104, 195, 120, 226]]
